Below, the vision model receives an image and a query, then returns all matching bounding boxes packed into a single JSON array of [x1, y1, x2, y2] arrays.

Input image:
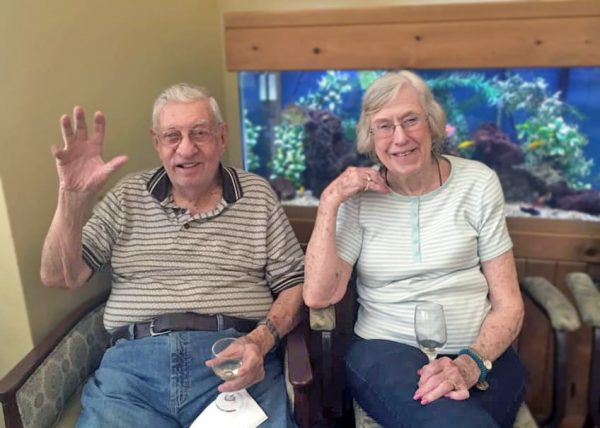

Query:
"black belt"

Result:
[[110, 312, 258, 346]]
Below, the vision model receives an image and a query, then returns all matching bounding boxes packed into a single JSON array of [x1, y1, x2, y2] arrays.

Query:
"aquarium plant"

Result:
[[242, 109, 262, 173], [495, 75, 592, 189], [269, 122, 305, 188]]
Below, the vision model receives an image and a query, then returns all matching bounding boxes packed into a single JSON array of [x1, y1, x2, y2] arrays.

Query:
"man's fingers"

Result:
[[93, 111, 105, 138], [103, 156, 128, 176], [73, 106, 88, 141], [60, 115, 74, 144]]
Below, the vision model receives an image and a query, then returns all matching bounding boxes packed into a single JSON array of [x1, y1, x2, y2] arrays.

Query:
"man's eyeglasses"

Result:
[[370, 114, 428, 139], [155, 124, 217, 148]]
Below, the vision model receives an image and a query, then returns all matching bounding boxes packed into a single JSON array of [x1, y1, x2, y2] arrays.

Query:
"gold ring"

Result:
[[446, 378, 458, 390]]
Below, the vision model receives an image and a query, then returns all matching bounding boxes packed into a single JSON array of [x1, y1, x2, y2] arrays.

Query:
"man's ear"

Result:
[[150, 128, 160, 151], [218, 123, 229, 151]]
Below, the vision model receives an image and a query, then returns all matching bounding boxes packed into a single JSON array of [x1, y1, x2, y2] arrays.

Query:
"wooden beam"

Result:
[[224, 1, 600, 70]]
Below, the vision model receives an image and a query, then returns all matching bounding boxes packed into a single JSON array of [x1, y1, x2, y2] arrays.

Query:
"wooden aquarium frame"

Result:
[[224, 1, 600, 70]]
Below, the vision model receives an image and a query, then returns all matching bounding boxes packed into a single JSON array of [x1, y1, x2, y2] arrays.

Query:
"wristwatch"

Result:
[[458, 347, 492, 391], [257, 317, 280, 351]]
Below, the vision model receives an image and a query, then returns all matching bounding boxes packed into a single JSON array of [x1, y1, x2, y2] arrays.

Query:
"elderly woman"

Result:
[[303, 70, 526, 428]]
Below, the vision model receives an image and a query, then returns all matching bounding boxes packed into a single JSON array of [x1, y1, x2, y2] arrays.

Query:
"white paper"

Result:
[[190, 389, 268, 428]]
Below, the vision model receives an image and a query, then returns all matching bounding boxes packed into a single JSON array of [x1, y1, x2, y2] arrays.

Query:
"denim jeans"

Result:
[[77, 329, 296, 428], [345, 336, 526, 428]]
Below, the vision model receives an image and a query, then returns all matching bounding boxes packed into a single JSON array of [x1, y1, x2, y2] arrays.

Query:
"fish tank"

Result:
[[238, 68, 600, 222]]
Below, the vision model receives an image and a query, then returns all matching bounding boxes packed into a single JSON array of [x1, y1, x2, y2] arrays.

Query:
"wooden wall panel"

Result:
[[226, 17, 599, 71], [225, 1, 600, 71]]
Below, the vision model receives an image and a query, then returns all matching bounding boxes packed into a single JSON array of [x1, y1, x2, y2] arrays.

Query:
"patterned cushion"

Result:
[[15, 305, 109, 428]]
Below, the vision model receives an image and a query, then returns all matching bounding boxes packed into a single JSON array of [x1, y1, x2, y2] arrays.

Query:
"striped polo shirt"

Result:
[[335, 155, 512, 354], [82, 165, 305, 331]]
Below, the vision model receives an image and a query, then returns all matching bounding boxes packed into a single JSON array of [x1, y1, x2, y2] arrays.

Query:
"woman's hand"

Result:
[[320, 166, 389, 207], [413, 355, 480, 404], [53, 106, 128, 195]]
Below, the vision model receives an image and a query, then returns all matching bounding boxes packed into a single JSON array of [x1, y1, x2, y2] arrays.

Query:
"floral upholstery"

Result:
[[15, 305, 109, 428]]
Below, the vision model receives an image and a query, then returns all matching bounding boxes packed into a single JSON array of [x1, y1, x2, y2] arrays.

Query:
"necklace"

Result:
[[384, 156, 443, 193], [435, 156, 442, 187]]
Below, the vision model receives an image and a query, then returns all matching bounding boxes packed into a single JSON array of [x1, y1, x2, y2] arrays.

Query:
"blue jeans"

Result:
[[345, 336, 526, 428], [77, 329, 296, 428]]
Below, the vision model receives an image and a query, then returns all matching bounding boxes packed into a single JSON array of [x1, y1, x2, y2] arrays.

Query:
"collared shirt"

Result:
[[82, 165, 305, 331]]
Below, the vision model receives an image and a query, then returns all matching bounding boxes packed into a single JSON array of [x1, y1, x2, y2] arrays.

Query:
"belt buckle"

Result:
[[149, 318, 172, 336]]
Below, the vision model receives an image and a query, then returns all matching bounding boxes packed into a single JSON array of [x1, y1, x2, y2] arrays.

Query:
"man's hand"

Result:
[[205, 336, 266, 392], [53, 106, 128, 195]]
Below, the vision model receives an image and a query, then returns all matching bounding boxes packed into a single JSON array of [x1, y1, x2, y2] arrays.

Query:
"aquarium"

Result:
[[239, 68, 600, 221]]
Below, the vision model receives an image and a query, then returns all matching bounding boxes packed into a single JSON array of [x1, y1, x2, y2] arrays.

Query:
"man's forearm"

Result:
[[247, 284, 304, 356], [40, 191, 93, 289]]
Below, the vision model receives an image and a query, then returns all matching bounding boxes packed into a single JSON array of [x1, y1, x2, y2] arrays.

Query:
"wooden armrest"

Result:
[[285, 321, 313, 387], [309, 306, 336, 331], [520, 276, 580, 332], [565, 272, 600, 327]]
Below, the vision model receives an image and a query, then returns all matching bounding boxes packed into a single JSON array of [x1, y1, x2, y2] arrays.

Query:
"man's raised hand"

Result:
[[52, 106, 128, 194]]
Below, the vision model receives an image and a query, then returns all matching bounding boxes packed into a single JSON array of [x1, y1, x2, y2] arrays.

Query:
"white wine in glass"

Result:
[[211, 337, 246, 412], [414, 302, 447, 362]]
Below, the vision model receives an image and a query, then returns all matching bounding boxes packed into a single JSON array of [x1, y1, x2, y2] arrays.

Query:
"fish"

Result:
[[519, 192, 552, 216], [457, 140, 475, 150], [445, 124, 456, 138], [531, 192, 552, 208], [281, 104, 309, 125], [527, 140, 545, 150]]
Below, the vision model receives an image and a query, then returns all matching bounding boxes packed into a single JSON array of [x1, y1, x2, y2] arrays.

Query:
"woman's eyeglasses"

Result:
[[370, 114, 428, 139]]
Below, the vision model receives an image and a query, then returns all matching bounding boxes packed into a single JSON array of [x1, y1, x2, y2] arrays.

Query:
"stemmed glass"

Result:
[[211, 337, 246, 412], [414, 302, 447, 362]]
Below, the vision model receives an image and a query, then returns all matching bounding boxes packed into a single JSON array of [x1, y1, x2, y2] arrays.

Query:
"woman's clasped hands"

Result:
[[413, 356, 480, 405]]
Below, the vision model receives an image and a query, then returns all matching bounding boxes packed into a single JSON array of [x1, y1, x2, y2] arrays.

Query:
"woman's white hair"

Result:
[[356, 70, 446, 159], [152, 83, 223, 129]]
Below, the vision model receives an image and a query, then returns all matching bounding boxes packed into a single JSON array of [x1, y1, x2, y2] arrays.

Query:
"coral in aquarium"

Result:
[[429, 73, 501, 145], [242, 109, 262, 172], [269, 70, 356, 191]]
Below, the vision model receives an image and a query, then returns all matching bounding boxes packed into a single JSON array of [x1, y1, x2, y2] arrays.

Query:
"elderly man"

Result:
[[40, 83, 304, 427]]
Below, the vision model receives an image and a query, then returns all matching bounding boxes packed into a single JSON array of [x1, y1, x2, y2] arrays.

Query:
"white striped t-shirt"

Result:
[[336, 155, 512, 354]]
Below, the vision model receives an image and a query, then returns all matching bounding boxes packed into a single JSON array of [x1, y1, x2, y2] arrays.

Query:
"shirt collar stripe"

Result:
[[146, 164, 243, 204]]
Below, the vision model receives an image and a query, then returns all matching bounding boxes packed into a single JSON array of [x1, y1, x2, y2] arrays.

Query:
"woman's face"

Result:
[[370, 85, 433, 178]]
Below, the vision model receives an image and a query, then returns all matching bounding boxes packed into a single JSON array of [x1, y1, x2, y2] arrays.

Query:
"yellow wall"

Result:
[[0, 177, 33, 378], [0, 0, 226, 390]]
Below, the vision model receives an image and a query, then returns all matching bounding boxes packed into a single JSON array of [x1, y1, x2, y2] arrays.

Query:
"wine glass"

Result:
[[414, 302, 447, 362], [211, 337, 246, 412]]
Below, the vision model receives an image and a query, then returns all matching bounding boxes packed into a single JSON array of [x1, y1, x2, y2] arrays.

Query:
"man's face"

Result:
[[152, 100, 227, 196]]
